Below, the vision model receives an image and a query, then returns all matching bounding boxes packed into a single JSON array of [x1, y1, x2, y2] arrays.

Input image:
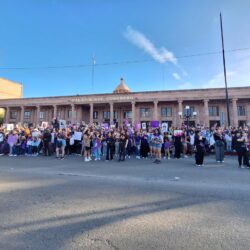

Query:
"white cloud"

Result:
[[124, 26, 177, 64], [172, 72, 181, 80]]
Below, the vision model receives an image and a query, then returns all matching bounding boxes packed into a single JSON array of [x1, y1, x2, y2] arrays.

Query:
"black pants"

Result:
[[174, 142, 182, 159], [195, 150, 204, 165], [106, 144, 114, 160], [119, 143, 126, 161], [43, 142, 50, 156], [237, 147, 249, 166]]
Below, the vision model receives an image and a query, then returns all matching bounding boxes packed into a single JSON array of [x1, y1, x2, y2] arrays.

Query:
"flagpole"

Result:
[[220, 12, 231, 127]]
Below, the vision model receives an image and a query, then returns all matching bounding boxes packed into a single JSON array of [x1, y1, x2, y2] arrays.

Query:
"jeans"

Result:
[[215, 144, 224, 162], [93, 148, 101, 159]]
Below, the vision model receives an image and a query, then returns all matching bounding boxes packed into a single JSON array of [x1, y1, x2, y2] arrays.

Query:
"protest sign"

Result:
[[174, 130, 183, 136], [41, 121, 48, 129], [7, 124, 14, 131], [141, 122, 147, 130], [151, 121, 160, 128], [73, 131, 82, 141], [161, 122, 168, 132], [59, 120, 66, 129]]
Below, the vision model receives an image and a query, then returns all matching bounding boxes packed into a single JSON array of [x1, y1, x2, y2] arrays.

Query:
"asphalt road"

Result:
[[0, 155, 250, 250]]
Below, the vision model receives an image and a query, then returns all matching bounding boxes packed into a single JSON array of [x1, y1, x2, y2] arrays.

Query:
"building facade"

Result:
[[0, 78, 249, 128], [0, 78, 23, 99]]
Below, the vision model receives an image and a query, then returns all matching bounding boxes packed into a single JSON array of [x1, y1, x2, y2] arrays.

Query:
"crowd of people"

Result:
[[0, 118, 250, 168]]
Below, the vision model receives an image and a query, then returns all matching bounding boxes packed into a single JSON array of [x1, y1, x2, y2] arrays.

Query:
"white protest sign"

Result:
[[142, 122, 147, 130], [59, 120, 66, 129], [7, 124, 14, 131], [73, 131, 82, 141], [161, 122, 168, 133]]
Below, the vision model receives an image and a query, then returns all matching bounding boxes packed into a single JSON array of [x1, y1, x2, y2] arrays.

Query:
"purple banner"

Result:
[[151, 121, 160, 128]]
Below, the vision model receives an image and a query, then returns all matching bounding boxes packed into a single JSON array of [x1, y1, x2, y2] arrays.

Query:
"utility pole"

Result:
[[220, 12, 230, 127]]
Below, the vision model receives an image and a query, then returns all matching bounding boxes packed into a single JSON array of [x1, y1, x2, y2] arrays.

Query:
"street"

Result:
[[0, 155, 250, 250]]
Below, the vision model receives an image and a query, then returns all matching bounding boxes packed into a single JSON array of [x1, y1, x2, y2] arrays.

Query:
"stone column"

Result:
[[89, 103, 94, 124], [153, 100, 158, 120], [53, 105, 57, 119], [131, 101, 136, 126], [36, 105, 40, 126], [71, 104, 75, 124], [178, 99, 183, 128], [232, 98, 238, 127], [5, 107, 10, 123], [110, 102, 114, 124], [203, 99, 209, 127]]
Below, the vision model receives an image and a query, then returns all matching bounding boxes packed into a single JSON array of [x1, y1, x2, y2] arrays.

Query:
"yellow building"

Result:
[[0, 78, 22, 122], [0, 77, 23, 99]]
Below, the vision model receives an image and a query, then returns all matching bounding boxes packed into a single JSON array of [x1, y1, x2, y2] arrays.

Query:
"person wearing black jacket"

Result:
[[194, 131, 206, 166], [235, 131, 250, 168], [43, 129, 52, 156], [106, 132, 115, 161]]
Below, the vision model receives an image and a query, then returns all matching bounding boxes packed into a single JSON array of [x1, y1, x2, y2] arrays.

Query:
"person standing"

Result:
[[213, 128, 225, 163], [235, 131, 249, 168], [194, 131, 206, 167], [118, 134, 128, 161]]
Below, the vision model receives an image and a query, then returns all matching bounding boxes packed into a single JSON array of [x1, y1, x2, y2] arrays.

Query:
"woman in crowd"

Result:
[[235, 131, 250, 168], [194, 130, 206, 167], [152, 129, 163, 164], [213, 127, 225, 163], [84, 129, 92, 162]]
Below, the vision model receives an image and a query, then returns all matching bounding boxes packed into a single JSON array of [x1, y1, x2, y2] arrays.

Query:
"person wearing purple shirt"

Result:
[[7, 131, 18, 156]]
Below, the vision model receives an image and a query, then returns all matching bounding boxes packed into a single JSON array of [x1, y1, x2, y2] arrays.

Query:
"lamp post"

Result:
[[178, 106, 197, 135]]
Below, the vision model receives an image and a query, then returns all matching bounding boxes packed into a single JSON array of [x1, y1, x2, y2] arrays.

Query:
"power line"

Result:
[[0, 47, 250, 70]]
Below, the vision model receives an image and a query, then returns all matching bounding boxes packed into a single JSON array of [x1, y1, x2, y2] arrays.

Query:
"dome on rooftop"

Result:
[[113, 78, 131, 94]]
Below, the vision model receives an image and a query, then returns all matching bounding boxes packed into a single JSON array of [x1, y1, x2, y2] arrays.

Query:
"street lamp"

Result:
[[178, 106, 197, 134]]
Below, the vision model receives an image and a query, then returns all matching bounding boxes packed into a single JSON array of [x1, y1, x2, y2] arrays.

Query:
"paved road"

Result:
[[0, 155, 250, 250]]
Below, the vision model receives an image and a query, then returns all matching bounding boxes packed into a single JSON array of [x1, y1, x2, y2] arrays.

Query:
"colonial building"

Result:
[[0, 77, 249, 128], [0, 77, 23, 99]]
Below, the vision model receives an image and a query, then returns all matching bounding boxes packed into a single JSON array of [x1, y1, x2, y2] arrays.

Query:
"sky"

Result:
[[0, 0, 250, 97]]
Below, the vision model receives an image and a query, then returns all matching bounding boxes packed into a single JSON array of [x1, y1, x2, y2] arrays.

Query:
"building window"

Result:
[[209, 106, 219, 116], [114, 111, 118, 119], [39, 111, 45, 119], [24, 111, 30, 119], [68, 110, 72, 118], [124, 111, 132, 119], [237, 106, 246, 116], [103, 111, 110, 119], [57, 111, 61, 118], [93, 111, 98, 119], [10, 111, 17, 119], [161, 107, 172, 117], [140, 108, 151, 118]]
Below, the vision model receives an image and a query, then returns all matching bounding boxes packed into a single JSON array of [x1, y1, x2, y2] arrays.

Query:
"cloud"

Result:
[[124, 26, 177, 64], [172, 72, 181, 80]]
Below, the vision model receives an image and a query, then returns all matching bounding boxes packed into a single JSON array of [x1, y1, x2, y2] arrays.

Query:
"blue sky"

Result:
[[0, 0, 250, 97]]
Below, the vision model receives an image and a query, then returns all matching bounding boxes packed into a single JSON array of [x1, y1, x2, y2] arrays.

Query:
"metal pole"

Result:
[[220, 12, 231, 127]]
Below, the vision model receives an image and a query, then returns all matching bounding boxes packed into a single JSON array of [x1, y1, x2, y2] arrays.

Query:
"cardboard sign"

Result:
[[59, 120, 66, 129], [151, 121, 160, 128], [41, 121, 48, 129], [7, 124, 14, 131], [73, 131, 82, 141], [161, 122, 168, 132]]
